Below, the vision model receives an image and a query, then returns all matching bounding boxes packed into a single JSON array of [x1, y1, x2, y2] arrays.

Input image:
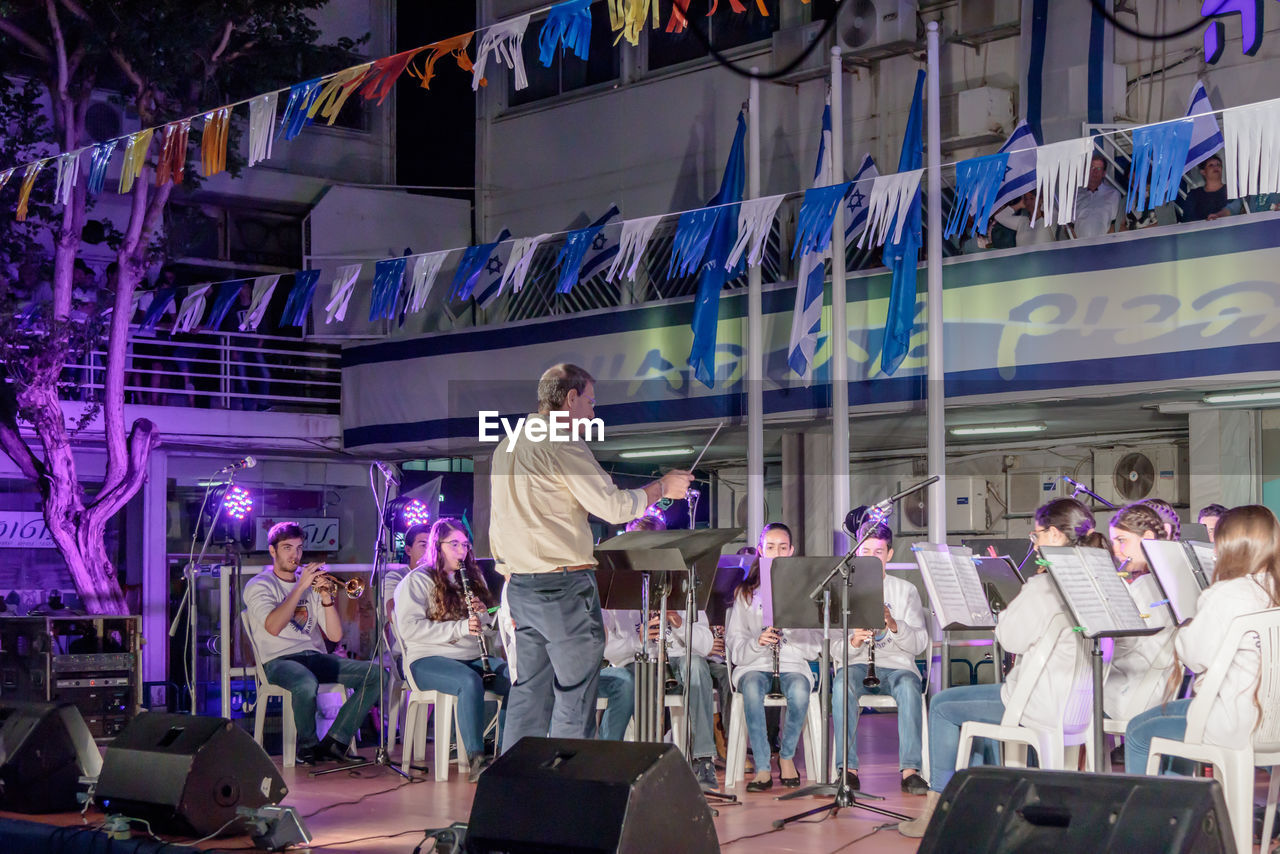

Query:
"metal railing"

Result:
[[63, 329, 341, 414]]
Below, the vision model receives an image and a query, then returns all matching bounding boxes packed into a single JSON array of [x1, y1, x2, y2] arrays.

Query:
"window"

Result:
[[509, 4, 622, 107], [647, 0, 780, 72]]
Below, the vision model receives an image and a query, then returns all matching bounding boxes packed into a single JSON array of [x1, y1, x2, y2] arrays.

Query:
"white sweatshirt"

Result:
[[1104, 572, 1178, 718], [996, 573, 1091, 730], [1177, 572, 1276, 748], [603, 610, 712, 667], [831, 574, 929, 673], [394, 569, 494, 664], [726, 590, 821, 689]]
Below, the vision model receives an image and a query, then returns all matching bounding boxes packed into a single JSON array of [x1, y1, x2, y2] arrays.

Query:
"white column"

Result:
[[925, 23, 947, 543], [747, 70, 764, 548], [142, 448, 168, 685], [829, 48, 850, 556]]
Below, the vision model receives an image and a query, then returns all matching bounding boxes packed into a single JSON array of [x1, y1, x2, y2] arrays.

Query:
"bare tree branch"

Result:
[[56, 0, 91, 21], [0, 388, 47, 482], [87, 418, 158, 522], [109, 47, 144, 94], [0, 18, 53, 62], [209, 20, 233, 64]]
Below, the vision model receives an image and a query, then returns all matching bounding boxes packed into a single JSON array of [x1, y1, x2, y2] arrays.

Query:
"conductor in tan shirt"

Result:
[[492, 363, 693, 754]]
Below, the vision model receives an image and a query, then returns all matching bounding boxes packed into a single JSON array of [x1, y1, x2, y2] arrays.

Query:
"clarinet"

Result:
[[767, 627, 784, 699], [457, 568, 496, 687], [863, 630, 881, 689]]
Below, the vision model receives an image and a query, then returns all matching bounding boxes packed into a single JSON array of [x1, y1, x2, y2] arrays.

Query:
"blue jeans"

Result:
[[671, 655, 716, 760], [832, 664, 923, 771], [927, 683, 1006, 793], [262, 651, 381, 748], [592, 665, 635, 741], [502, 571, 605, 753], [1124, 698, 1195, 775], [408, 656, 511, 755], [738, 671, 810, 769]]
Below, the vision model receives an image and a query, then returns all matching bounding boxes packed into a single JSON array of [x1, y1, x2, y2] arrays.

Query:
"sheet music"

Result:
[[1080, 547, 1149, 630], [913, 544, 991, 629], [1144, 541, 1205, 624], [1188, 541, 1216, 585], [1040, 548, 1116, 635], [950, 547, 997, 626]]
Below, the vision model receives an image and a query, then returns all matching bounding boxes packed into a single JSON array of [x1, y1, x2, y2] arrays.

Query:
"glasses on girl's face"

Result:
[[441, 540, 470, 549], [1029, 528, 1047, 544]]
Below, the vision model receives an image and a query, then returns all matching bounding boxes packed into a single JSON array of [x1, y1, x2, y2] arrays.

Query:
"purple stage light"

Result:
[[221, 485, 253, 520]]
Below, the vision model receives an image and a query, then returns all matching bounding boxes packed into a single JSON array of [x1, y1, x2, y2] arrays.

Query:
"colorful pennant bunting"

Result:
[[945, 152, 1009, 238], [87, 140, 118, 195], [408, 34, 476, 89], [172, 284, 211, 333], [361, 48, 427, 104], [247, 93, 278, 167], [156, 120, 190, 186], [53, 151, 80, 206], [119, 128, 155, 194], [859, 169, 924, 249], [1128, 119, 1194, 213], [474, 15, 531, 91], [540, 0, 593, 66], [0, 168, 14, 194], [1222, 97, 1280, 199], [555, 218, 611, 294], [369, 257, 408, 321], [405, 251, 449, 313], [281, 269, 322, 327], [279, 78, 325, 141], [792, 182, 852, 257], [1031, 137, 1093, 227], [309, 65, 373, 126], [139, 286, 178, 332], [669, 207, 720, 279], [15, 161, 42, 221], [325, 264, 363, 324], [608, 214, 662, 282], [450, 230, 511, 301], [240, 275, 282, 332], [726, 195, 783, 270], [607, 0, 658, 46], [202, 108, 232, 177], [205, 280, 246, 330], [501, 234, 551, 297]]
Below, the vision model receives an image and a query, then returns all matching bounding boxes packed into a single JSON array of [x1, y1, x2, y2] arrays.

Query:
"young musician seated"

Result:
[[1142, 498, 1181, 541], [594, 610, 639, 741], [727, 533, 821, 792], [394, 518, 511, 782], [1198, 504, 1228, 545], [381, 523, 431, 680], [831, 522, 929, 795], [244, 521, 381, 765], [1124, 505, 1280, 774], [899, 498, 1098, 837]]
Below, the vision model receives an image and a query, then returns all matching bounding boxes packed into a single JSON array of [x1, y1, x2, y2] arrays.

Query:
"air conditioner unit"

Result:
[[939, 86, 1014, 149], [957, 0, 1020, 43], [837, 0, 920, 62], [1007, 469, 1064, 516], [771, 20, 833, 84], [1092, 445, 1188, 508], [897, 476, 989, 535], [81, 91, 140, 147]]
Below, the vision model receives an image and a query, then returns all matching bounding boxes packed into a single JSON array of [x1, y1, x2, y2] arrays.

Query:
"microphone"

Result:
[[374, 460, 401, 485], [1061, 475, 1116, 509], [216, 456, 256, 474]]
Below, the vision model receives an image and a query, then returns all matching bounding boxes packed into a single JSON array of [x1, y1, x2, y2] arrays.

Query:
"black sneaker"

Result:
[[317, 736, 360, 762], [467, 754, 491, 784], [295, 745, 320, 766], [901, 772, 929, 796], [692, 757, 718, 790]]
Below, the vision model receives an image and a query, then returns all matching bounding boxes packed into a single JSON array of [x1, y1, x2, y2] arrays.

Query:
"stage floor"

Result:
[[2, 713, 926, 853]]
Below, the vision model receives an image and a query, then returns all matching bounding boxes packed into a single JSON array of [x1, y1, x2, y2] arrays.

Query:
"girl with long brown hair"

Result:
[[394, 517, 509, 781], [1123, 505, 1280, 773]]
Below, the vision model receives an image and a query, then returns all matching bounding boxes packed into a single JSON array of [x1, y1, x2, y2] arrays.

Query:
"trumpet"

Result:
[[307, 568, 366, 599]]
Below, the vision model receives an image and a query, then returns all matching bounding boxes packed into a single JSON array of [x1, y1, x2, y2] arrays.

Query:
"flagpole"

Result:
[[925, 22, 946, 546], [747, 70, 764, 549], [830, 47, 850, 557]]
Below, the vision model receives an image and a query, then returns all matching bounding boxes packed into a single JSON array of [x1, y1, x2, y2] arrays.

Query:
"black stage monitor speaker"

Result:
[[96, 712, 287, 838], [0, 700, 102, 813], [466, 738, 718, 854], [918, 767, 1234, 854]]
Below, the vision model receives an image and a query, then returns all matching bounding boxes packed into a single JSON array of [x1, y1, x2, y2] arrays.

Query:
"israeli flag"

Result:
[[788, 100, 835, 382], [843, 153, 878, 245], [474, 239, 515, 309], [992, 120, 1039, 213], [575, 204, 622, 285], [1183, 79, 1224, 173]]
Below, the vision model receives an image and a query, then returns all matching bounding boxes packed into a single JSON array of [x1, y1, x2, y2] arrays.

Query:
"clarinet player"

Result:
[[394, 517, 510, 781]]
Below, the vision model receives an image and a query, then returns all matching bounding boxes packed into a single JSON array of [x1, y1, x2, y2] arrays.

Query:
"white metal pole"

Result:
[[925, 23, 946, 544], [747, 70, 764, 548], [830, 48, 850, 556]]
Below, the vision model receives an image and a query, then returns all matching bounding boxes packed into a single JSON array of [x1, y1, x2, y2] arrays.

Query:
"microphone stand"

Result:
[[313, 463, 411, 778], [774, 477, 938, 828]]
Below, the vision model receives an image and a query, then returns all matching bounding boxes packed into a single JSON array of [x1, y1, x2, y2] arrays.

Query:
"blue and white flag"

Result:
[[473, 240, 515, 309], [1184, 79, 1224, 173], [788, 98, 835, 382], [843, 153, 878, 245], [992, 120, 1039, 213], [573, 204, 622, 285]]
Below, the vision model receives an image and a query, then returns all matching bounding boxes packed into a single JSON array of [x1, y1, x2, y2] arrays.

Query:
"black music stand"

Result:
[[973, 556, 1024, 682]]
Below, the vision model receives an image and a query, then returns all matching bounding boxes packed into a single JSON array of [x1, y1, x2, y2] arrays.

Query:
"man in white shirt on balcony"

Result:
[[1071, 152, 1122, 239]]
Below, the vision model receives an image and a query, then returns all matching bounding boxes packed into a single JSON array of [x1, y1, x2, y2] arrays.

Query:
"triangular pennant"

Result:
[[945, 152, 1009, 238], [474, 15, 531, 91], [155, 120, 190, 186], [247, 92, 278, 167], [450, 230, 511, 301], [1031, 137, 1093, 227], [369, 257, 408, 321], [555, 220, 611, 294], [792, 182, 852, 257], [540, 0, 593, 66], [204, 280, 245, 330], [360, 47, 427, 104], [53, 151, 80, 206], [87, 139, 118, 195], [202, 108, 232, 177], [324, 264, 363, 324], [666, 0, 689, 32], [119, 128, 155, 194], [278, 78, 325, 141], [726, 195, 783, 270], [0, 168, 14, 194], [608, 214, 662, 282], [405, 251, 449, 313], [15, 161, 43, 222], [668, 207, 720, 279], [497, 234, 550, 300], [606, 0, 658, 46], [1222, 98, 1280, 199], [1128, 119, 1194, 213], [858, 170, 924, 249], [139, 286, 179, 332], [281, 269, 322, 328], [240, 274, 281, 332], [172, 284, 211, 333], [408, 33, 476, 90], [308, 65, 373, 126]]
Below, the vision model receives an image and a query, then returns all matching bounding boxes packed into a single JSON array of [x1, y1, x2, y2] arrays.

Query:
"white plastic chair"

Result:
[[827, 680, 932, 783], [956, 611, 1095, 773], [1147, 607, 1280, 854], [392, 620, 504, 781], [245, 628, 350, 769], [1099, 627, 1179, 748], [724, 669, 824, 786]]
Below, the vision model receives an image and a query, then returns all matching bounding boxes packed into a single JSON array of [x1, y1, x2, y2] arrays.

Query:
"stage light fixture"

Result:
[[1203, 389, 1280, 405], [384, 496, 431, 532], [949, 422, 1047, 437], [203, 484, 254, 545], [618, 446, 695, 459]]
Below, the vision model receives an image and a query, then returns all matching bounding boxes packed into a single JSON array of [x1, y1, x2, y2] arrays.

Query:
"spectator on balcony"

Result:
[[1070, 153, 1122, 239], [993, 191, 1057, 248], [1179, 155, 1238, 222]]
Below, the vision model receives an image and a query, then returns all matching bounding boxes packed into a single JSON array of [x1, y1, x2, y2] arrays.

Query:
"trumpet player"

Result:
[[244, 522, 381, 765], [830, 521, 929, 795], [394, 517, 510, 782]]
